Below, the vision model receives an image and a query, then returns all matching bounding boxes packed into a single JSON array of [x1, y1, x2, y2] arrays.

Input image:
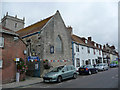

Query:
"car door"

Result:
[[67, 66, 74, 78], [61, 66, 69, 79]]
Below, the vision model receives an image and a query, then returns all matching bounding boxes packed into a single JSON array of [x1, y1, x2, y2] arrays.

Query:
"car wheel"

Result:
[[88, 70, 92, 75], [73, 73, 77, 79], [103, 68, 105, 71], [96, 70, 98, 73], [57, 76, 62, 83]]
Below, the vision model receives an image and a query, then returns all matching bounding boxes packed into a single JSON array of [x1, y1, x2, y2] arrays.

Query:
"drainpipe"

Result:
[[72, 41, 74, 66]]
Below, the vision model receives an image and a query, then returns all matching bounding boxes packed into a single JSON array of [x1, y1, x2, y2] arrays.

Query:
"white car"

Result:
[[95, 63, 109, 71]]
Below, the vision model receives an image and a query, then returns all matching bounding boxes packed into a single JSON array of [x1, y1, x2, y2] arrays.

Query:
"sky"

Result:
[[1, 0, 119, 51]]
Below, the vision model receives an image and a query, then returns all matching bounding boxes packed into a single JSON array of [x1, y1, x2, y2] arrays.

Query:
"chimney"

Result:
[[91, 41, 95, 46], [81, 37, 86, 43], [66, 26, 73, 35], [96, 43, 98, 48], [88, 37, 92, 41], [100, 45, 102, 49]]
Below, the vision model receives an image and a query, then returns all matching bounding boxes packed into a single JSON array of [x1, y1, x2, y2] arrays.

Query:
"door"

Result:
[[34, 61, 40, 77]]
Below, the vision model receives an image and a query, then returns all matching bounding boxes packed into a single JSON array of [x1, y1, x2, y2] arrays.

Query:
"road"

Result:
[[20, 67, 118, 88]]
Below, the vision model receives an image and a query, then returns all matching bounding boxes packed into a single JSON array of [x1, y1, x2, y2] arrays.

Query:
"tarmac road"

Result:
[[21, 67, 118, 88]]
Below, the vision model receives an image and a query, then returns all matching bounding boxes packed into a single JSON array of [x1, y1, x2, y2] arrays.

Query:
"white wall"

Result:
[[73, 42, 103, 69]]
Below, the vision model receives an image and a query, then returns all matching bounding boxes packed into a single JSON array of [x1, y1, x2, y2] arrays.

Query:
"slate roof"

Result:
[[16, 16, 53, 37]]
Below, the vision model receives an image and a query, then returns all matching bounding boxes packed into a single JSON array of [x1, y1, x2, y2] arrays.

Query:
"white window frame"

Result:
[[0, 60, 3, 68], [0, 37, 4, 48]]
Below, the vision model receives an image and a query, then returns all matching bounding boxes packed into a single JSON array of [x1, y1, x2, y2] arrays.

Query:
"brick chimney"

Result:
[[88, 37, 92, 41], [81, 37, 86, 43], [66, 26, 73, 35], [91, 41, 95, 46]]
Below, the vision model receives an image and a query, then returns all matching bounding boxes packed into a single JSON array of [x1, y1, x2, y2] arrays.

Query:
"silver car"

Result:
[[95, 63, 109, 71], [43, 65, 78, 83]]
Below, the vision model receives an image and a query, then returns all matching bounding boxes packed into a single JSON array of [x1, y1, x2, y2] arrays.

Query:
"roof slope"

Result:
[[16, 16, 53, 37], [72, 34, 86, 46]]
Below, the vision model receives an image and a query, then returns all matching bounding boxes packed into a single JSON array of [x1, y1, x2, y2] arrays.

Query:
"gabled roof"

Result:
[[0, 25, 18, 36], [16, 15, 53, 37]]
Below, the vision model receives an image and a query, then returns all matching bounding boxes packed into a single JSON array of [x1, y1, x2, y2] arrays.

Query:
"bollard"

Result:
[[16, 72, 20, 82]]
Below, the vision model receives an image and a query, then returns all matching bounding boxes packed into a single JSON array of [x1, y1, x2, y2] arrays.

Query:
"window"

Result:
[[99, 50, 101, 55], [76, 58, 80, 67], [56, 35, 63, 53], [0, 37, 4, 48], [92, 59, 95, 64], [0, 60, 3, 68], [88, 59, 91, 65], [87, 47, 90, 53], [76, 45, 79, 52], [93, 49, 95, 55], [15, 23, 17, 28], [82, 60, 84, 65], [85, 40, 87, 43], [82, 47, 84, 49]]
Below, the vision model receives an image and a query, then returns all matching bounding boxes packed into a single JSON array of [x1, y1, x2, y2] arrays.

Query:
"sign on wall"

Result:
[[28, 56, 39, 61], [50, 46, 54, 54]]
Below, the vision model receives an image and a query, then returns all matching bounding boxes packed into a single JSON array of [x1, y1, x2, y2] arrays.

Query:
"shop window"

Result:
[[0, 37, 4, 48]]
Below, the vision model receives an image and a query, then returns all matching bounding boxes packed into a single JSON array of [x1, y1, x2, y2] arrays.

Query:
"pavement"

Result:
[[2, 76, 43, 89]]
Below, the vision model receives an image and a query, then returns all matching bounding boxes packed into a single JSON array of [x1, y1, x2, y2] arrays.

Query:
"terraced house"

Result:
[[72, 35, 103, 70]]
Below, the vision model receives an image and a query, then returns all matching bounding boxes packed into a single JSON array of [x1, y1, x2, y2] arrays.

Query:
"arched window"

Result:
[[56, 35, 63, 53]]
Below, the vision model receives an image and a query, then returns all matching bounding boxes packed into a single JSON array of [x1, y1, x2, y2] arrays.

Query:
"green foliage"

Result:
[[43, 59, 51, 69], [17, 58, 28, 74]]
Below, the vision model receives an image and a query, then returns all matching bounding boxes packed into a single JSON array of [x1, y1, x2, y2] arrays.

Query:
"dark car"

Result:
[[78, 65, 98, 75], [110, 62, 119, 68]]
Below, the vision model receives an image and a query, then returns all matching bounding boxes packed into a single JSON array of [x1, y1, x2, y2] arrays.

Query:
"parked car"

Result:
[[95, 63, 109, 71], [78, 65, 98, 75], [110, 62, 119, 68], [43, 65, 78, 83]]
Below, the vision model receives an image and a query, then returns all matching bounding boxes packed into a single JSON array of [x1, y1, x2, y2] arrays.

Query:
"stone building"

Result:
[[16, 11, 72, 77], [1, 12, 25, 32]]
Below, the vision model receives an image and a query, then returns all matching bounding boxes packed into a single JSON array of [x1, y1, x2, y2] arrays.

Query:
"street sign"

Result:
[[28, 56, 39, 61]]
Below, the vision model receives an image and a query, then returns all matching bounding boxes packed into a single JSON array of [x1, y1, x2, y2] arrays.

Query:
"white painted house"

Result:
[[71, 34, 103, 70]]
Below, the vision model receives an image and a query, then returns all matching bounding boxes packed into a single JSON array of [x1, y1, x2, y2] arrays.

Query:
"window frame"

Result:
[[0, 37, 4, 48]]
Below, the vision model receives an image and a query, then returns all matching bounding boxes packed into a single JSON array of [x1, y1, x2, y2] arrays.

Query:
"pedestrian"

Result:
[[93, 64, 96, 67]]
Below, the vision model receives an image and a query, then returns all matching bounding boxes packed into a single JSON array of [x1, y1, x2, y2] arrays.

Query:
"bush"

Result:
[[17, 58, 28, 74], [43, 59, 51, 69]]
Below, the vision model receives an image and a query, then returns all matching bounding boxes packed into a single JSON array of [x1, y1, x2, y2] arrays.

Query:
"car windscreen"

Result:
[[81, 65, 91, 68], [51, 66, 64, 72]]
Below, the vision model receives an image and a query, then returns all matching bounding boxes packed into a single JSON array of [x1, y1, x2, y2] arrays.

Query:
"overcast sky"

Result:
[[1, 0, 118, 50]]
